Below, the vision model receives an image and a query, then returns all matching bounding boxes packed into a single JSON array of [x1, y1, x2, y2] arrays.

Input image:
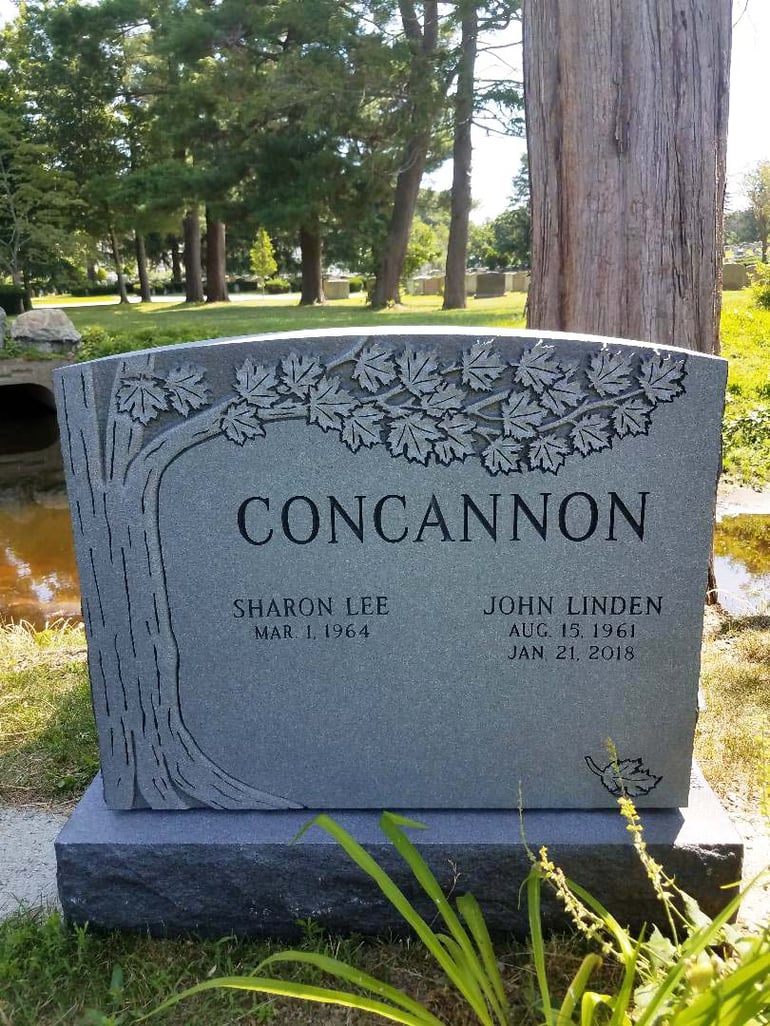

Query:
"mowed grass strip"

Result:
[[0, 621, 98, 805], [0, 905, 618, 1026]]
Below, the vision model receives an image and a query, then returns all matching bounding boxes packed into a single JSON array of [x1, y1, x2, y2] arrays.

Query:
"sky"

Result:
[[0, 0, 768, 221]]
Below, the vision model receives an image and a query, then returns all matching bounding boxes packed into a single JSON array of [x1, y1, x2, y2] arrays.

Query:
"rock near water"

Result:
[[10, 309, 81, 353]]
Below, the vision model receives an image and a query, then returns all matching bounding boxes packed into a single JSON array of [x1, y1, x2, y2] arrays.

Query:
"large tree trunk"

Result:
[[299, 223, 326, 305], [370, 1, 441, 309], [183, 208, 203, 303], [443, 0, 478, 310], [134, 232, 152, 303], [109, 227, 130, 305], [169, 234, 182, 284], [205, 209, 229, 303], [56, 357, 303, 810], [523, 0, 730, 356], [523, 0, 731, 604]]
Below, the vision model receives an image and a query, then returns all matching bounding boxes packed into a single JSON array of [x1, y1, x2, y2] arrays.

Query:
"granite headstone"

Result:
[[54, 328, 726, 812]]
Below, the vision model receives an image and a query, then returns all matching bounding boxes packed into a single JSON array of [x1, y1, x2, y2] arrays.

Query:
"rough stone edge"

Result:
[[56, 769, 743, 938]]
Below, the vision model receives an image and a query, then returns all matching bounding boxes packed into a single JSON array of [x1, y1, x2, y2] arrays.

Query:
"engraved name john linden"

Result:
[[54, 328, 726, 810]]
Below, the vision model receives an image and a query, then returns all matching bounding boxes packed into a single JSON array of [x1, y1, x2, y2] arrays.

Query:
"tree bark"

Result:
[[134, 232, 152, 303], [370, 0, 442, 309], [523, 0, 730, 356], [205, 209, 229, 303], [183, 208, 204, 303], [299, 222, 326, 305], [109, 227, 130, 304], [523, 0, 731, 604], [443, 1, 478, 310]]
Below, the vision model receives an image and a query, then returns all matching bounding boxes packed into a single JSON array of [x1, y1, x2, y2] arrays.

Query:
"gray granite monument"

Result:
[[54, 328, 741, 934]]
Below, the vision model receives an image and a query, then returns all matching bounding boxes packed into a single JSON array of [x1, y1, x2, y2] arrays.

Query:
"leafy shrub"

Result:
[[750, 262, 770, 309], [348, 276, 366, 293], [69, 283, 136, 297], [0, 285, 26, 315], [263, 277, 292, 294]]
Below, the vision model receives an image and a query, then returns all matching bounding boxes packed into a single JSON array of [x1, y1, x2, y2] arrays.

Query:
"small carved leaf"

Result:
[[220, 401, 265, 445], [528, 436, 571, 474], [234, 359, 279, 408], [281, 352, 324, 396], [612, 398, 652, 437], [341, 403, 383, 451], [571, 414, 611, 455], [434, 414, 476, 464], [164, 364, 210, 417], [461, 340, 505, 391], [352, 344, 396, 392], [586, 350, 635, 396], [396, 349, 441, 395], [501, 391, 546, 439], [638, 355, 686, 403], [585, 756, 662, 798], [387, 410, 442, 464], [307, 375, 356, 433], [115, 374, 168, 425], [514, 345, 562, 393], [481, 436, 523, 475], [540, 372, 585, 415], [421, 381, 466, 418]]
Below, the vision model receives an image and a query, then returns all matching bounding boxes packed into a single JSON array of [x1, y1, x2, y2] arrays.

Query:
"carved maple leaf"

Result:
[[638, 355, 686, 403], [434, 414, 476, 464], [281, 352, 324, 396], [116, 374, 168, 425], [340, 403, 383, 451], [234, 359, 279, 408], [163, 364, 210, 417], [307, 376, 356, 433], [528, 436, 571, 473], [586, 350, 635, 396], [540, 372, 585, 415], [571, 414, 611, 455], [421, 381, 466, 418], [387, 410, 442, 464], [501, 391, 546, 439], [395, 349, 440, 395], [612, 398, 652, 437], [585, 756, 662, 798], [352, 344, 396, 392], [481, 436, 523, 475], [220, 401, 266, 445], [461, 340, 504, 391], [514, 345, 562, 393]]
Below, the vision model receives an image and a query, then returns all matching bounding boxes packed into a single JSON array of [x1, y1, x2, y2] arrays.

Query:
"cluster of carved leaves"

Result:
[[115, 339, 687, 476]]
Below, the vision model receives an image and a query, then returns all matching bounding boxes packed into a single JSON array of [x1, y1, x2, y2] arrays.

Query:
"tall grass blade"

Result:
[[255, 950, 446, 1025], [456, 893, 509, 1016], [300, 813, 494, 1025], [555, 953, 602, 1026], [526, 870, 554, 1026], [580, 991, 614, 1026], [144, 975, 439, 1025]]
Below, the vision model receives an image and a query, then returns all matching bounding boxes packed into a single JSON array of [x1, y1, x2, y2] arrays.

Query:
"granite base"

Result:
[[57, 771, 743, 937]]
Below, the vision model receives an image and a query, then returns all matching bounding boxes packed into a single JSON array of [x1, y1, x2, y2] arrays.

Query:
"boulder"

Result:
[[10, 309, 81, 353]]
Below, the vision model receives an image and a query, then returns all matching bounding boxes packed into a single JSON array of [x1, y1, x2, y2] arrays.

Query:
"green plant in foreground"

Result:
[[146, 809, 770, 1026]]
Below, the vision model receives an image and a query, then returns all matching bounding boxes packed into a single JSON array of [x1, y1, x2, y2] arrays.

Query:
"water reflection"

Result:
[[714, 514, 770, 615]]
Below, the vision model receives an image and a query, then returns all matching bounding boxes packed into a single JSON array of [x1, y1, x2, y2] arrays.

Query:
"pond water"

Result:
[[0, 412, 768, 627]]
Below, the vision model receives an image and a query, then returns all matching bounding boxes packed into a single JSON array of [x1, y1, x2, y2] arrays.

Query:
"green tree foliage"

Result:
[[744, 161, 770, 262], [249, 228, 278, 284]]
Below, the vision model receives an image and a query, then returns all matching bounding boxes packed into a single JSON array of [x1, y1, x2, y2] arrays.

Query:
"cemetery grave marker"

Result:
[[54, 328, 726, 813]]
